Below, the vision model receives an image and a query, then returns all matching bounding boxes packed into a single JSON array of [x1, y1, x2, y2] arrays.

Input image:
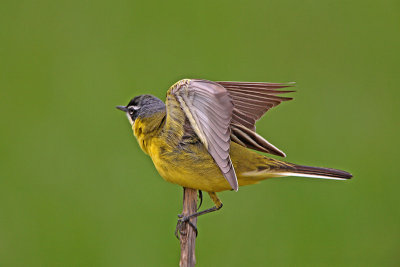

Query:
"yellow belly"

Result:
[[147, 138, 279, 192]]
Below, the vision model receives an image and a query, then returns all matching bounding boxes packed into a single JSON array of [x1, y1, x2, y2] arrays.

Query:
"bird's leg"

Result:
[[178, 192, 223, 224], [175, 192, 223, 239]]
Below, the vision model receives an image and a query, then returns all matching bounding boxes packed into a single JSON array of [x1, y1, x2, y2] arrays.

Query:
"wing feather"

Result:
[[217, 81, 294, 130], [164, 79, 294, 191], [217, 81, 294, 155], [167, 79, 238, 191]]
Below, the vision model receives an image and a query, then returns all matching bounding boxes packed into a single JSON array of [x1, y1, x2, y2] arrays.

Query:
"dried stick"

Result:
[[179, 187, 198, 267]]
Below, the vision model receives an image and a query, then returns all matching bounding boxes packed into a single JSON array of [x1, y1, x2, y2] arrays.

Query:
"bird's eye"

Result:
[[129, 110, 134, 115]]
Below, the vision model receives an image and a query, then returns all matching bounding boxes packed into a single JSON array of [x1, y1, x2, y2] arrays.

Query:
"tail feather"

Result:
[[274, 164, 352, 180]]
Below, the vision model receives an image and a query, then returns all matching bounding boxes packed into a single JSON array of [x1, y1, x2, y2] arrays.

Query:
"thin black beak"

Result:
[[116, 105, 128, 112]]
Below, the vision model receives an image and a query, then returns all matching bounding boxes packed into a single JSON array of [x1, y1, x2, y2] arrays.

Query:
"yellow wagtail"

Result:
[[116, 79, 352, 231]]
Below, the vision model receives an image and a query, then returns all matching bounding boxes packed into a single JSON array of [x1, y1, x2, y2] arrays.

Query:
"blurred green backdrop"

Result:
[[1, 0, 399, 266]]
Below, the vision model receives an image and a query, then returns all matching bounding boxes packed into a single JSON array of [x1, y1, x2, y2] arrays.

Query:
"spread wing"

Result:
[[166, 79, 238, 191], [217, 81, 295, 157]]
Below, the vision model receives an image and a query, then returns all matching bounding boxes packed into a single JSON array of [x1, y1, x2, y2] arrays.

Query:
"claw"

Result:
[[187, 221, 198, 236], [198, 190, 203, 210], [175, 220, 184, 239]]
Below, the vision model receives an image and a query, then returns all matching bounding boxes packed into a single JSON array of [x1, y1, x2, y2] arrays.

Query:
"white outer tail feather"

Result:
[[273, 172, 348, 180]]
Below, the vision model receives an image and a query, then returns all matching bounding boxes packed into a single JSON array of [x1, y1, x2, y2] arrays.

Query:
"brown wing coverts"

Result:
[[217, 81, 294, 156], [169, 79, 238, 191]]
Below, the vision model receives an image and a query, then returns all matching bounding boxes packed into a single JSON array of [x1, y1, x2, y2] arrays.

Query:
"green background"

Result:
[[1, 0, 399, 266]]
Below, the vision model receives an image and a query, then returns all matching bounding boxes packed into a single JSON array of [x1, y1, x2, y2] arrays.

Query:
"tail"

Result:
[[273, 163, 352, 180]]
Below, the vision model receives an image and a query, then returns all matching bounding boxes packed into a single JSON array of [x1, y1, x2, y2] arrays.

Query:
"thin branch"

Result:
[[179, 187, 198, 267]]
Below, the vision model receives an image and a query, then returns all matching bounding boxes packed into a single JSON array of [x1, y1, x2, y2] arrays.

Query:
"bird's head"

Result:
[[116, 94, 165, 125]]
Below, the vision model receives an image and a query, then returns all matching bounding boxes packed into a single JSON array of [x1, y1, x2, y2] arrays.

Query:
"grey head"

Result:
[[116, 94, 165, 125]]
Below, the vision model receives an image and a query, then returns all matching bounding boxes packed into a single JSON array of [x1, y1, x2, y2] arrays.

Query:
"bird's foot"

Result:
[[175, 214, 198, 240]]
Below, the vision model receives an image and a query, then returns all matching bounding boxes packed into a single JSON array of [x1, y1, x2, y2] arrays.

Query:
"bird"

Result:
[[116, 79, 352, 233]]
